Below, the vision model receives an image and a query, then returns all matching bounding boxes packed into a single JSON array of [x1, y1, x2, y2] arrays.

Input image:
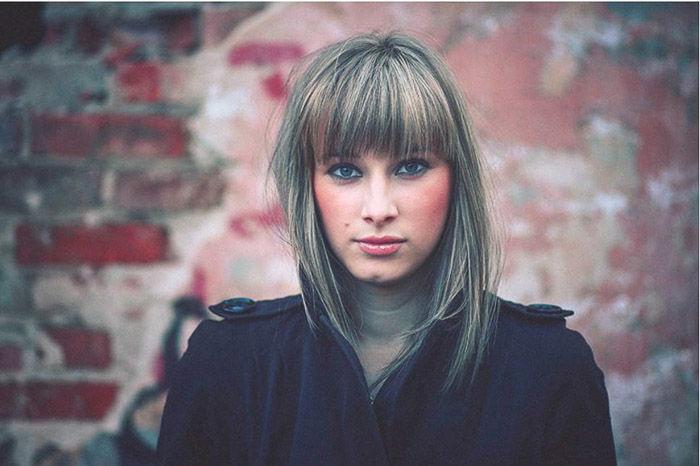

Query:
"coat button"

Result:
[[527, 303, 562, 313], [525, 303, 573, 318], [221, 298, 256, 313], [208, 298, 256, 317]]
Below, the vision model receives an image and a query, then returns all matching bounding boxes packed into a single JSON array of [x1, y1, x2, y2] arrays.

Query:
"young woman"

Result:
[[158, 33, 616, 465]]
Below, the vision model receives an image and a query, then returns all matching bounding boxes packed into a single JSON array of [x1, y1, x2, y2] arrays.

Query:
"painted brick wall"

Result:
[[0, 3, 696, 465]]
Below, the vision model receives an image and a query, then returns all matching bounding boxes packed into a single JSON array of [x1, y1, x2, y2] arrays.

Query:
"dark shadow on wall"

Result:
[[0, 3, 46, 53]]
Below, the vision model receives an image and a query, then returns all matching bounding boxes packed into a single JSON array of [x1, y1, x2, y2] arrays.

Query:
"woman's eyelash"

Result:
[[328, 163, 361, 179], [395, 159, 430, 176]]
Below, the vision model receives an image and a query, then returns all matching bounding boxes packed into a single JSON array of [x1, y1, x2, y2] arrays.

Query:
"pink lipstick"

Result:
[[356, 236, 405, 256]]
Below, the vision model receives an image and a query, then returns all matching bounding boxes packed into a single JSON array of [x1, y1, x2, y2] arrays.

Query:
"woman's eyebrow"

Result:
[[319, 154, 352, 164], [315, 154, 343, 168]]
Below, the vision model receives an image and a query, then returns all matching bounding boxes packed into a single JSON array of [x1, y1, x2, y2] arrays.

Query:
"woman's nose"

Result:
[[360, 178, 398, 225]]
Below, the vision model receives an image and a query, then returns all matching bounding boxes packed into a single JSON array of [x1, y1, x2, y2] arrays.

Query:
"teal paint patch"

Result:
[[228, 259, 255, 280], [691, 191, 698, 223], [0, 263, 30, 314], [630, 37, 668, 61], [508, 184, 537, 206], [605, 2, 675, 21], [653, 349, 699, 466], [675, 366, 699, 466]]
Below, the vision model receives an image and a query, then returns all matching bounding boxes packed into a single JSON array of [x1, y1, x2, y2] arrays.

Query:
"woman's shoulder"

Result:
[[495, 297, 599, 373], [497, 298, 574, 322], [183, 294, 307, 363]]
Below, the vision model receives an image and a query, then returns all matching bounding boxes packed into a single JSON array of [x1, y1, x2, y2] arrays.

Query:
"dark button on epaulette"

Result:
[[526, 303, 574, 318], [208, 298, 256, 318]]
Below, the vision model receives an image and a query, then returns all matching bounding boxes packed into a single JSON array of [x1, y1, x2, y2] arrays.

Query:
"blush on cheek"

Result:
[[417, 170, 452, 234]]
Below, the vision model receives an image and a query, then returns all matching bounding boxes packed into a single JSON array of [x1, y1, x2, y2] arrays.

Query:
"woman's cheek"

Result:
[[412, 170, 452, 236], [313, 179, 349, 238]]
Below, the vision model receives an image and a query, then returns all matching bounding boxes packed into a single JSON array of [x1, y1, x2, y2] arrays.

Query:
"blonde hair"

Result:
[[270, 33, 502, 393]]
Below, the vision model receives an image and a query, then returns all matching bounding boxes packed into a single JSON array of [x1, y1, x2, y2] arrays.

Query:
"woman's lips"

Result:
[[356, 236, 406, 256]]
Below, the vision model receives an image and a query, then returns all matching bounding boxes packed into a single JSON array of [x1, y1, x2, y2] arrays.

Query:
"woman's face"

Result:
[[313, 151, 452, 287]]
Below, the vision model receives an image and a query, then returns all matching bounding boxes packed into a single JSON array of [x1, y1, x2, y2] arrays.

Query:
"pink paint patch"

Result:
[[153, 353, 165, 385], [598, 331, 650, 376], [190, 267, 207, 303], [228, 42, 304, 66], [229, 206, 286, 237], [122, 276, 141, 289], [262, 72, 286, 99], [123, 308, 145, 321]]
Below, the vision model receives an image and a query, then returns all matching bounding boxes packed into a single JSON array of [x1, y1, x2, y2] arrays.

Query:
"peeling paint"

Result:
[[202, 85, 254, 119], [228, 42, 304, 67], [646, 169, 697, 210]]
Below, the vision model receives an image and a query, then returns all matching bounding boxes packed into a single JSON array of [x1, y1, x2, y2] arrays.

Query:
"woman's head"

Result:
[[271, 33, 501, 391]]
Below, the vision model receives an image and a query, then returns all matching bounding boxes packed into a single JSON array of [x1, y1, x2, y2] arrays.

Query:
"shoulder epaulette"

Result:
[[208, 294, 303, 320], [501, 299, 574, 320]]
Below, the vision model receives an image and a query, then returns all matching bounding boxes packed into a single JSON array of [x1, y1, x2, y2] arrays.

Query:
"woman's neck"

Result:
[[351, 278, 426, 344], [348, 275, 428, 389]]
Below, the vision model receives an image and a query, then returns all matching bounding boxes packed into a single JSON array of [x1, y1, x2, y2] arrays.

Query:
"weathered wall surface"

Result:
[[0, 3, 696, 465]]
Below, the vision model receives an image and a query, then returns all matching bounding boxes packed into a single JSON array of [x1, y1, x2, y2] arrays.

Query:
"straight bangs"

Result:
[[298, 46, 460, 166]]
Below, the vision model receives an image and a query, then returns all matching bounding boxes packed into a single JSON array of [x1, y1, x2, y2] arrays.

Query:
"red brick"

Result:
[[112, 168, 227, 210], [16, 222, 169, 266], [228, 41, 304, 67], [31, 114, 100, 158], [116, 62, 162, 103], [45, 327, 111, 369], [0, 345, 22, 372], [32, 114, 188, 158], [0, 383, 22, 419], [98, 115, 188, 158], [202, 5, 262, 46], [25, 381, 118, 420]]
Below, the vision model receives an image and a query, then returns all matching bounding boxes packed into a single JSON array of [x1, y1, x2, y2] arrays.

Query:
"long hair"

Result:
[[270, 33, 502, 393]]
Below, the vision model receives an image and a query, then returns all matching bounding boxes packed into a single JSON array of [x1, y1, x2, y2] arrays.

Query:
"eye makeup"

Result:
[[324, 157, 432, 181]]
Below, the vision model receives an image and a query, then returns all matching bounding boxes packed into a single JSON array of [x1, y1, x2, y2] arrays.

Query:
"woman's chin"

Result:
[[350, 270, 418, 290]]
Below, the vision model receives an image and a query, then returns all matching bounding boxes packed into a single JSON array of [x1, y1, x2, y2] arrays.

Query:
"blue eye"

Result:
[[395, 160, 428, 177], [329, 164, 361, 180]]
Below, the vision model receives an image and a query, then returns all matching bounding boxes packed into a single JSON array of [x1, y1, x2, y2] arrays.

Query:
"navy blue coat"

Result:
[[158, 295, 616, 465]]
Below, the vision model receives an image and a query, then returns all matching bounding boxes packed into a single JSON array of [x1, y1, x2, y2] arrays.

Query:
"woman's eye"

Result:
[[395, 160, 428, 177], [329, 164, 361, 180]]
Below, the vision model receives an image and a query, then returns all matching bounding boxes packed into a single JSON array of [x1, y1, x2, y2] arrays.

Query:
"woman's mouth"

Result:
[[356, 236, 406, 256]]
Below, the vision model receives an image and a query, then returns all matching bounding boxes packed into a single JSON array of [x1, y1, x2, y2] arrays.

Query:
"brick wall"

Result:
[[0, 3, 273, 464], [0, 3, 697, 465]]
